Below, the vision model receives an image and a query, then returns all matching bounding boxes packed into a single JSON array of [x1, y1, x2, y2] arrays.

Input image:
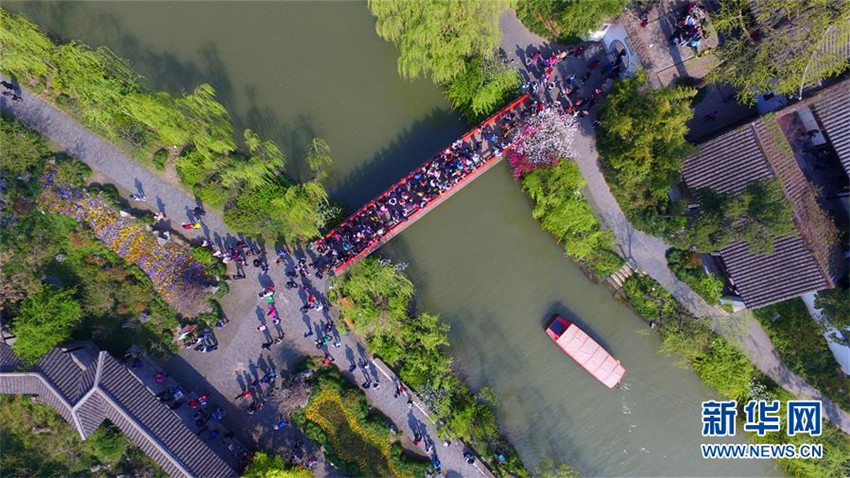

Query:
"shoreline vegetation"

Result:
[[330, 257, 533, 476], [0, 8, 333, 244], [623, 274, 850, 477]]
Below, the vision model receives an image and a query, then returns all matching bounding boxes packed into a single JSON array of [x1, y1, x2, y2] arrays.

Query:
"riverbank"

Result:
[[497, 8, 850, 439]]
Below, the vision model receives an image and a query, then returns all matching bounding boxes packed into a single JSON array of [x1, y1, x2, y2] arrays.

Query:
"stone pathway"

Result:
[[0, 75, 493, 477], [497, 11, 850, 435]]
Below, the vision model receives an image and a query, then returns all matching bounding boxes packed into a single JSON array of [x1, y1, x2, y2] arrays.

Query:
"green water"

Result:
[[7, 2, 780, 475]]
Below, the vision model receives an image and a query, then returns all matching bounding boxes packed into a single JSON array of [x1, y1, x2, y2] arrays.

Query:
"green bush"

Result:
[[623, 274, 755, 401], [666, 249, 725, 303], [753, 299, 850, 410], [152, 148, 168, 171], [521, 160, 623, 276]]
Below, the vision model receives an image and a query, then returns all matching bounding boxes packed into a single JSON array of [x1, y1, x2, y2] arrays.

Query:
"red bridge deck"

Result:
[[320, 94, 533, 274]]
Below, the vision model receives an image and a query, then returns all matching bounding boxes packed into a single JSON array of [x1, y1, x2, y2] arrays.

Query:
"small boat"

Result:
[[545, 315, 625, 389]]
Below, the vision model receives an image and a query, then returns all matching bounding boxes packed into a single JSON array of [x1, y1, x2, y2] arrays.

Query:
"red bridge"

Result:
[[318, 94, 534, 273]]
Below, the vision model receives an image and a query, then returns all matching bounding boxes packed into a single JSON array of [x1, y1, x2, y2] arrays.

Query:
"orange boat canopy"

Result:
[[547, 316, 625, 389]]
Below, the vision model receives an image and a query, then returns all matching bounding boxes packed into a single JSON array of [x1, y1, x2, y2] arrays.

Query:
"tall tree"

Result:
[[368, 0, 510, 83], [685, 178, 796, 254], [597, 72, 695, 234], [710, 0, 850, 103], [12, 287, 83, 364], [517, 0, 628, 42], [368, 0, 518, 118]]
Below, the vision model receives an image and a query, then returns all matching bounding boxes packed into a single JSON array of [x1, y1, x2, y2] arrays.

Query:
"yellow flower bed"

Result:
[[305, 388, 408, 477]]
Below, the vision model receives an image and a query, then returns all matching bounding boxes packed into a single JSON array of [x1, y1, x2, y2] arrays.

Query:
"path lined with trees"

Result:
[[497, 10, 850, 436], [0, 79, 494, 478]]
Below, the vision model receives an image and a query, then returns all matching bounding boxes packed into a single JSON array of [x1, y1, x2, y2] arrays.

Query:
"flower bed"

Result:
[[37, 168, 209, 316], [304, 388, 396, 477]]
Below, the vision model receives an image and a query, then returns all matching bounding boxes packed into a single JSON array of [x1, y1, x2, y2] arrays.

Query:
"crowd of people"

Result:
[[318, 100, 534, 270], [669, 2, 709, 51]]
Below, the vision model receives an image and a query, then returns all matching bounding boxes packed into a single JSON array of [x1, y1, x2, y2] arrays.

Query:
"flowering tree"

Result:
[[507, 107, 577, 178], [37, 168, 210, 316]]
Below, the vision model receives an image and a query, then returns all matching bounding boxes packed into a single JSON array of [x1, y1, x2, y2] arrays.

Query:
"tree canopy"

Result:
[[368, 0, 519, 119], [597, 72, 695, 235], [517, 0, 628, 42], [684, 178, 796, 254], [814, 288, 850, 345], [521, 159, 622, 275], [710, 0, 850, 103], [12, 286, 83, 365], [368, 0, 510, 83], [242, 453, 311, 478], [0, 111, 49, 175]]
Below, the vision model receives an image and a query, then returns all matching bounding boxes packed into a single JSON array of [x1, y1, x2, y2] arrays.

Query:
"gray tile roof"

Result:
[[682, 117, 835, 308], [809, 80, 850, 177], [0, 342, 237, 478], [0, 342, 23, 372], [682, 122, 774, 194], [720, 236, 829, 308]]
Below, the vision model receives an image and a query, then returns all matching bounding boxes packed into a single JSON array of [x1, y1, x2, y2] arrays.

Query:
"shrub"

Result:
[[152, 148, 168, 171], [12, 286, 83, 364], [753, 299, 850, 410], [666, 248, 724, 303]]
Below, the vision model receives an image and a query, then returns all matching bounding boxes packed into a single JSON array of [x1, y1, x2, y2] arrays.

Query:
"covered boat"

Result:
[[545, 315, 625, 389]]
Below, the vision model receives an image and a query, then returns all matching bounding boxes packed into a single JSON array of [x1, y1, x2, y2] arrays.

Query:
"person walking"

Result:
[[130, 193, 146, 202]]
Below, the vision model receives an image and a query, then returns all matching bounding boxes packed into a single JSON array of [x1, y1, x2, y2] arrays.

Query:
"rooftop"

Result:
[[682, 102, 843, 308], [0, 342, 237, 478]]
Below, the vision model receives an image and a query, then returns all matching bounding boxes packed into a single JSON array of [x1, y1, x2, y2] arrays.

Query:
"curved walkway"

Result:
[[498, 10, 850, 435], [0, 76, 493, 477]]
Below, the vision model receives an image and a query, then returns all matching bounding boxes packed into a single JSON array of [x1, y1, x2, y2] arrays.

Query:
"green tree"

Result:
[[521, 160, 621, 274], [221, 130, 285, 190], [306, 138, 333, 181], [710, 0, 850, 103], [814, 288, 850, 345], [368, 0, 518, 119], [335, 258, 414, 336], [598, 72, 695, 235], [685, 178, 795, 254], [0, 9, 56, 83], [12, 286, 83, 364], [534, 458, 580, 478], [243, 452, 311, 478], [0, 113, 49, 174], [368, 0, 510, 83], [517, 0, 628, 42], [444, 55, 520, 119]]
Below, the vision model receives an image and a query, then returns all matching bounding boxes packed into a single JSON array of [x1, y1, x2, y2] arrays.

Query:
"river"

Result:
[[7, 2, 780, 476]]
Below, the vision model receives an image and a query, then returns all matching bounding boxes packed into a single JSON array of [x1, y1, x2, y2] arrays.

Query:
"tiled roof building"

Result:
[[682, 93, 844, 308], [0, 342, 236, 478]]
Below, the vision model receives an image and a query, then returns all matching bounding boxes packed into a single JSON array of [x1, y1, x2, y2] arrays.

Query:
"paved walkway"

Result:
[[497, 11, 850, 435], [0, 75, 493, 477]]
